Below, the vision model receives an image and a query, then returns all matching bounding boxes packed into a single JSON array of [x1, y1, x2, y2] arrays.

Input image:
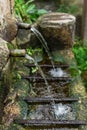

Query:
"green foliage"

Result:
[[69, 65, 81, 77], [27, 47, 42, 56], [57, 4, 79, 14], [72, 40, 87, 72], [16, 73, 22, 80], [15, 0, 47, 23], [26, 47, 43, 73]]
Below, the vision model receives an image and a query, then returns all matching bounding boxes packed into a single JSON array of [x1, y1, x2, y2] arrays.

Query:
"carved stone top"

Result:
[[37, 12, 76, 28]]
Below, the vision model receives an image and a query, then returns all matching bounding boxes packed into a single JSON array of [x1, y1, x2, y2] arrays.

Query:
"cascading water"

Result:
[[25, 54, 58, 119], [25, 54, 73, 123], [31, 27, 55, 69], [25, 54, 51, 95]]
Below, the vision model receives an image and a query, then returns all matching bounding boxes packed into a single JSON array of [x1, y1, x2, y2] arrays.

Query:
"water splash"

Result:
[[31, 27, 55, 69], [49, 68, 68, 77], [53, 103, 74, 120], [54, 103, 70, 116]]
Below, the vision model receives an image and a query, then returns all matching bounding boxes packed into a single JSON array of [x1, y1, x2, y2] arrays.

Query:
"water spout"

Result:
[[31, 27, 55, 69]]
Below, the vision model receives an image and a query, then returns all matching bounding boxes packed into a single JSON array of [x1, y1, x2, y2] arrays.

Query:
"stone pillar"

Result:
[[37, 13, 76, 64], [0, 38, 10, 122], [0, 0, 17, 42], [37, 13, 76, 51], [0, 0, 15, 123]]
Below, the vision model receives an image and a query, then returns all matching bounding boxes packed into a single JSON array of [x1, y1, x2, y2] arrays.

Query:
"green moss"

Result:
[[18, 100, 28, 119], [13, 80, 29, 97], [69, 66, 80, 77], [0, 125, 3, 130], [8, 123, 25, 130]]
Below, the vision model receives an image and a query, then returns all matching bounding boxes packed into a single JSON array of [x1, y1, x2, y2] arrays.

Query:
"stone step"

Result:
[[14, 119, 87, 128], [22, 76, 72, 83], [23, 97, 78, 104], [24, 64, 69, 68]]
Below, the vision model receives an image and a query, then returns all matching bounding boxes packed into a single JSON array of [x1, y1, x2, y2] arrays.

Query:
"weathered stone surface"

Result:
[[1, 16, 18, 42], [0, 46, 10, 123], [0, 0, 12, 18], [37, 12, 76, 51], [2, 57, 30, 129], [3, 79, 29, 129], [0, 38, 9, 71], [16, 24, 41, 48], [0, 0, 16, 42], [17, 29, 31, 47]]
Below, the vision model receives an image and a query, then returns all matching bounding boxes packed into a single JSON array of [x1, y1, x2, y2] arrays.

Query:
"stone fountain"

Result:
[[0, 12, 87, 130]]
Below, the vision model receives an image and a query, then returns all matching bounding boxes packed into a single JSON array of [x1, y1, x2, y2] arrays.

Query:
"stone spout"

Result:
[[1, 20, 31, 42], [0, 38, 26, 71], [10, 49, 26, 57], [17, 22, 31, 30]]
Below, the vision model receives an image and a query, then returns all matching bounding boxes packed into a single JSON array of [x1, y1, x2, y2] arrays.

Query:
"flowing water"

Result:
[[31, 27, 55, 69], [25, 54, 51, 95], [25, 54, 59, 119]]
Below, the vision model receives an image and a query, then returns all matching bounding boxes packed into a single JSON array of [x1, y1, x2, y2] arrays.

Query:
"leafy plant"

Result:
[[26, 47, 43, 73], [15, 0, 47, 23], [16, 73, 22, 80], [72, 40, 87, 72], [27, 47, 43, 56]]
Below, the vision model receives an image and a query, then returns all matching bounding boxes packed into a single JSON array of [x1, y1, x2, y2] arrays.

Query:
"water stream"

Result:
[[31, 27, 55, 69], [25, 54, 58, 119], [25, 54, 51, 95]]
